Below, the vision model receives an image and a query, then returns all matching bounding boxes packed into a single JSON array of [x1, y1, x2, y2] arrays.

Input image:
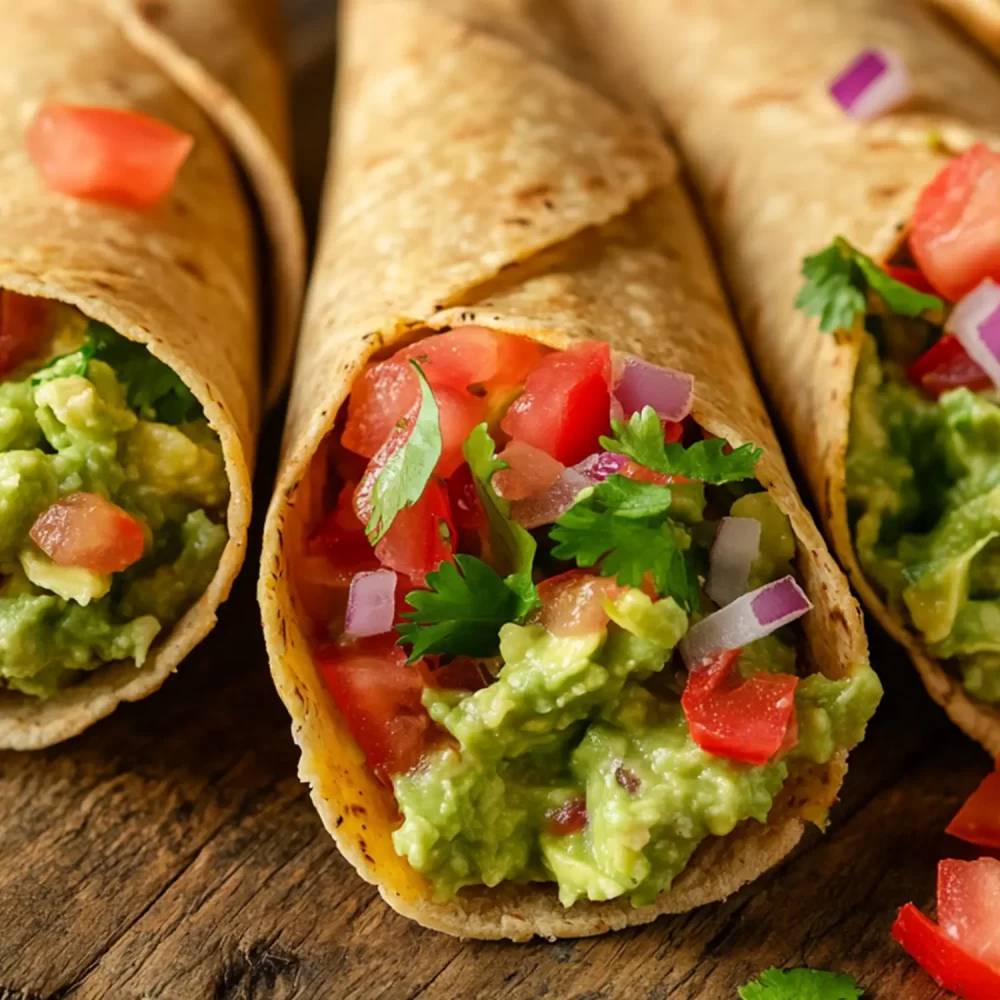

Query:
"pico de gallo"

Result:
[[299, 326, 881, 905], [797, 143, 1000, 708], [0, 291, 228, 697]]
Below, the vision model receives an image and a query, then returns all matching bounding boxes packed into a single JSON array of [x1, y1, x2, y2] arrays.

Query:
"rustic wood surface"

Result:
[[0, 20, 994, 1000]]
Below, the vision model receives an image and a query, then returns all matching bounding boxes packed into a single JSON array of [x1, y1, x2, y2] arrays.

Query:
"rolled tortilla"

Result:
[[100, 0, 306, 404], [563, 0, 1000, 753], [260, 0, 872, 940], [924, 0, 1000, 60], [0, 0, 265, 748]]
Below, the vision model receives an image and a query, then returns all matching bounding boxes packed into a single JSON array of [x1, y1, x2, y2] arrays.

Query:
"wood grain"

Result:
[[0, 23, 991, 1000]]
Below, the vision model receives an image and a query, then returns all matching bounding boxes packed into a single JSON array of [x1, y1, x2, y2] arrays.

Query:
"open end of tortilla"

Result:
[[260, 192, 871, 940], [0, 0, 259, 748]]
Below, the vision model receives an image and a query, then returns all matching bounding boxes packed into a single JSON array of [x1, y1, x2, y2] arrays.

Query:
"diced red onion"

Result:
[[946, 278, 1000, 391], [705, 517, 762, 607], [494, 441, 565, 501], [573, 451, 628, 484], [613, 354, 694, 421], [345, 569, 397, 637], [510, 468, 590, 529], [679, 575, 812, 668], [829, 48, 912, 121]]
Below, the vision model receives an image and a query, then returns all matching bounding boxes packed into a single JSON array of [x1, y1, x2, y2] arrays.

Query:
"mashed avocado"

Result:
[[0, 312, 229, 697], [393, 590, 881, 906], [847, 331, 1000, 703]]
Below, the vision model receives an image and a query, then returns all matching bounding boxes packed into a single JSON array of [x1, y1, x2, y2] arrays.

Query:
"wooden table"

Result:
[[1, 22, 994, 1000]]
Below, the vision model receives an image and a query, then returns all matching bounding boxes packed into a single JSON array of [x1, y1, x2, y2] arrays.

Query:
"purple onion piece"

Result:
[[679, 575, 812, 668], [573, 452, 628, 484], [345, 569, 397, 638], [946, 278, 1000, 391], [510, 468, 590, 529], [828, 47, 911, 121], [613, 354, 694, 421], [705, 517, 762, 608]]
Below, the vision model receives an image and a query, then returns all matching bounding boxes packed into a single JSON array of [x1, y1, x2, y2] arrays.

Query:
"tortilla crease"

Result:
[[0, 0, 258, 750], [927, 0, 1000, 59], [102, 0, 306, 404], [562, 0, 1000, 754], [259, 0, 870, 940]]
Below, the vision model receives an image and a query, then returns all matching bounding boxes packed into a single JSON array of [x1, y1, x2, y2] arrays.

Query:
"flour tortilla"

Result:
[[926, 0, 1000, 58], [100, 0, 305, 406], [0, 0, 261, 749], [259, 0, 871, 940], [563, 0, 1000, 753]]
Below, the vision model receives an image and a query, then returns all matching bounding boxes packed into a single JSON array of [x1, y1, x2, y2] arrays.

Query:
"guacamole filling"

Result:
[[802, 245, 1000, 705], [303, 328, 880, 906], [0, 295, 229, 698]]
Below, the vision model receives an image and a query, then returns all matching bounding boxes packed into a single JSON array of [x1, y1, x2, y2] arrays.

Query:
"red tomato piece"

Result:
[[354, 458, 455, 586], [907, 333, 992, 398], [399, 327, 504, 391], [434, 383, 488, 477], [28, 104, 193, 208], [501, 342, 612, 465], [546, 797, 588, 836], [0, 291, 48, 375], [910, 144, 1000, 302], [341, 361, 418, 459], [885, 264, 938, 296], [317, 636, 435, 782], [341, 356, 484, 476], [947, 762, 1000, 849], [682, 651, 799, 765], [30, 492, 145, 574], [938, 859, 1000, 970], [493, 440, 565, 501], [892, 903, 1000, 1000], [447, 463, 485, 532], [537, 570, 623, 638], [307, 482, 380, 586]]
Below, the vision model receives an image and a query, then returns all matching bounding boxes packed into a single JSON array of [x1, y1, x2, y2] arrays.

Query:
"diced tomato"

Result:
[[546, 797, 588, 835], [537, 570, 623, 638], [307, 482, 380, 586], [886, 264, 938, 296], [317, 636, 435, 782], [938, 859, 1000, 970], [618, 459, 691, 486], [342, 356, 484, 476], [501, 341, 612, 465], [910, 144, 1000, 302], [681, 649, 741, 707], [947, 762, 1000, 849], [907, 333, 992, 398], [353, 400, 457, 584], [434, 383, 488, 477], [30, 492, 145, 574], [447, 464, 485, 532], [493, 441, 565, 501], [892, 903, 1000, 1000], [0, 291, 48, 375], [342, 361, 418, 459], [28, 104, 193, 208], [682, 650, 799, 765], [417, 655, 489, 692], [355, 467, 455, 586]]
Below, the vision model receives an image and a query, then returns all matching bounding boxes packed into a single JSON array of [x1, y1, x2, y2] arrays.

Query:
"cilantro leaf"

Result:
[[365, 361, 442, 544], [550, 474, 699, 610], [601, 407, 761, 484], [32, 321, 203, 423], [397, 555, 520, 661], [462, 424, 540, 618], [739, 968, 864, 1000], [795, 236, 942, 334]]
